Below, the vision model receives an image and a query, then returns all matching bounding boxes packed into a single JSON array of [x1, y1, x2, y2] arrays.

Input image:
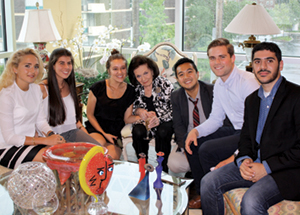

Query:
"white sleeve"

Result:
[[0, 92, 25, 147], [36, 89, 51, 136], [196, 85, 225, 138]]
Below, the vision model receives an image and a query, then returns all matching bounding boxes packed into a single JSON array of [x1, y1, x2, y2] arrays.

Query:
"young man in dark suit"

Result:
[[201, 42, 300, 214], [168, 57, 232, 209], [168, 58, 214, 175]]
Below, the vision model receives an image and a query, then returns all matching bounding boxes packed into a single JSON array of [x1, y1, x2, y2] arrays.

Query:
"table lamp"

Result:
[[18, 2, 61, 65], [224, 3, 281, 72]]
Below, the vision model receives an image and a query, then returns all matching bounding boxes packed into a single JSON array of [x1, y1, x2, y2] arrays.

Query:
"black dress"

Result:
[[85, 80, 135, 140]]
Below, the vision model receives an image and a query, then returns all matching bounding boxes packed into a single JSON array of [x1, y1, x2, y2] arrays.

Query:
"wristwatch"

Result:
[[48, 131, 55, 137]]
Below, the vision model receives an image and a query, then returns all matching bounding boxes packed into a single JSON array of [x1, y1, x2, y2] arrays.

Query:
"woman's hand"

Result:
[[148, 115, 160, 129], [103, 133, 118, 144], [136, 108, 148, 121], [44, 134, 65, 146]]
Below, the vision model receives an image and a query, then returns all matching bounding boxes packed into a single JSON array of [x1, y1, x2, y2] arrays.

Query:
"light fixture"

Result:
[[225, 2, 281, 72], [18, 2, 61, 65]]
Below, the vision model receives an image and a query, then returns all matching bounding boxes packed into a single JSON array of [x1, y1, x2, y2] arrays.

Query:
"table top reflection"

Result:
[[106, 160, 192, 215], [0, 160, 192, 215]]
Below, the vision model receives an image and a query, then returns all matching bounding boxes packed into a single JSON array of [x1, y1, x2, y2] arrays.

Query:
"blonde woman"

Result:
[[0, 48, 65, 169]]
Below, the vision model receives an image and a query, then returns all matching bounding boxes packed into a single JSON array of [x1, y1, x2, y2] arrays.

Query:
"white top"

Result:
[[196, 65, 260, 138], [0, 82, 51, 148], [42, 87, 77, 134]]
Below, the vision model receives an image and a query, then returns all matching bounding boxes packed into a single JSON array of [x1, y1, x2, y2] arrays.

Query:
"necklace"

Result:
[[108, 79, 124, 91]]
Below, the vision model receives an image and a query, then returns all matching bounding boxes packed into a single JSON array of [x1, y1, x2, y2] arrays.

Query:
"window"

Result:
[[80, 0, 175, 72], [183, 0, 300, 83]]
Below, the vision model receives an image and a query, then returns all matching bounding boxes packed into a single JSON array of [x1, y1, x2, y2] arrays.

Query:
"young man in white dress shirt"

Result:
[[184, 38, 260, 208]]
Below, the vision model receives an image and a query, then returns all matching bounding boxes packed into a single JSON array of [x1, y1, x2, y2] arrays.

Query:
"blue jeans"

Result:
[[201, 163, 284, 215]]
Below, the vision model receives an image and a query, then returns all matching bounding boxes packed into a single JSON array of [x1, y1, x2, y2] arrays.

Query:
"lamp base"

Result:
[[246, 64, 252, 72], [239, 35, 260, 72], [33, 42, 50, 65]]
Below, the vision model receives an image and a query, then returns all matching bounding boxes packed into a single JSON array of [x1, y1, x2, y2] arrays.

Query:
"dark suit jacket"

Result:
[[236, 77, 300, 200], [171, 80, 214, 148]]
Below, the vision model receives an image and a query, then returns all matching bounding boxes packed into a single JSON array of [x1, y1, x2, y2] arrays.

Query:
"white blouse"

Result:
[[0, 82, 51, 148], [42, 92, 77, 134]]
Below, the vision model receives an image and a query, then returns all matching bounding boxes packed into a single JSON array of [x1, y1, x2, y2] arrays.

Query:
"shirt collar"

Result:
[[258, 75, 283, 99], [185, 84, 200, 101]]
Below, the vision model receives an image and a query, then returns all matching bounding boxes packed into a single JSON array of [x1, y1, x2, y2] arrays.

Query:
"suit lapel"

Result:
[[264, 79, 287, 127], [180, 87, 189, 128], [199, 81, 211, 118], [249, 94, 260, 140]]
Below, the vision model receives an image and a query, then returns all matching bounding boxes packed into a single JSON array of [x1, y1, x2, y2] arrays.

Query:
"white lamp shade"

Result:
[[18, 9, 61, 42], [224, 4, 281, 35]]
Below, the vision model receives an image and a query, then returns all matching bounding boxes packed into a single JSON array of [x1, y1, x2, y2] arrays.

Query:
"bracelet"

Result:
[[78, 126, 83, 130], [32, 137, 35, 145]]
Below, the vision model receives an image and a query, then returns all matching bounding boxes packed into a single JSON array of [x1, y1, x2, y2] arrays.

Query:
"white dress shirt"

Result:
[[196, 66, 260, 138]]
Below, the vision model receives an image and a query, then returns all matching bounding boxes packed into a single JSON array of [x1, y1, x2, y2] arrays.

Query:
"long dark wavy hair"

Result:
[[47, 48, 80, 126]]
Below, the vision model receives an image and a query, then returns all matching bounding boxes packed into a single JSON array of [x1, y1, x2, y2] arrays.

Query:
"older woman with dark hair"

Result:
[[128, 55, 174, 172]]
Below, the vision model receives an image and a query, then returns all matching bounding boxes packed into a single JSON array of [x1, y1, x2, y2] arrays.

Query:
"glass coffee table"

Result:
[[0, 160, 192, 215]]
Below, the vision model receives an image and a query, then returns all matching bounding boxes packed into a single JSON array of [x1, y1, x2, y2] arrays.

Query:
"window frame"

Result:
[[0, 0, 15, 60]]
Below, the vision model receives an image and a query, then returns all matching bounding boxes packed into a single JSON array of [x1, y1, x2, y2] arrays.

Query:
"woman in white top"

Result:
[[0, 48, 65, 169], [40, 48, 100, 146]]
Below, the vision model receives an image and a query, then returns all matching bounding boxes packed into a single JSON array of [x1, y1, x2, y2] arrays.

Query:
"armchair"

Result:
[[224, 188, 300, 215]]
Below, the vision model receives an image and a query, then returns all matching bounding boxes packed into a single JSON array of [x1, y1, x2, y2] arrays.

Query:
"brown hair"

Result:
[[105, 49, 127, 73], [207, 38, 234, 57]]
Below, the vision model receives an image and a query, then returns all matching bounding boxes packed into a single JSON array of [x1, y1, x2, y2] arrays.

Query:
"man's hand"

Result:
[[185, 129, 199, 155], [240, 158, 255, 181], [215, 155, 234, 170], [248, 163, 267, 182]]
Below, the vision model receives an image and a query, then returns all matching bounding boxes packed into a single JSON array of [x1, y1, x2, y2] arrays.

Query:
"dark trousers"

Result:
[[184, 126, 240, 195], [132, 121, 173, 172]]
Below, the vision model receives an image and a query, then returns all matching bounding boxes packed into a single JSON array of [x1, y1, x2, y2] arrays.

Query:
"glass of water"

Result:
[[32, 193, 59, 215]]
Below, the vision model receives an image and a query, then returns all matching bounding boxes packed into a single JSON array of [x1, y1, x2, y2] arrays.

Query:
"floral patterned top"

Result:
[[133, 76, 174, 125]]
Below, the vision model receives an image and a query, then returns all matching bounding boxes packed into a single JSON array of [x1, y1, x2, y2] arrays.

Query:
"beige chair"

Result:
[[223, 188, 300, 215], [121, 42, 197, 161]]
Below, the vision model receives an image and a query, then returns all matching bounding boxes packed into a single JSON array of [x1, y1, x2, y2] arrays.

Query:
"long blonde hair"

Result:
[[0, 48, 44, 91]]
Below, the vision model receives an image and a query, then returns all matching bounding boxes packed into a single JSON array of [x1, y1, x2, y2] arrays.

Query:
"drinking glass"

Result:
[[88, 194, 107, 215], [144, 118, 151, 140], [32, 193, 59, 215]]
